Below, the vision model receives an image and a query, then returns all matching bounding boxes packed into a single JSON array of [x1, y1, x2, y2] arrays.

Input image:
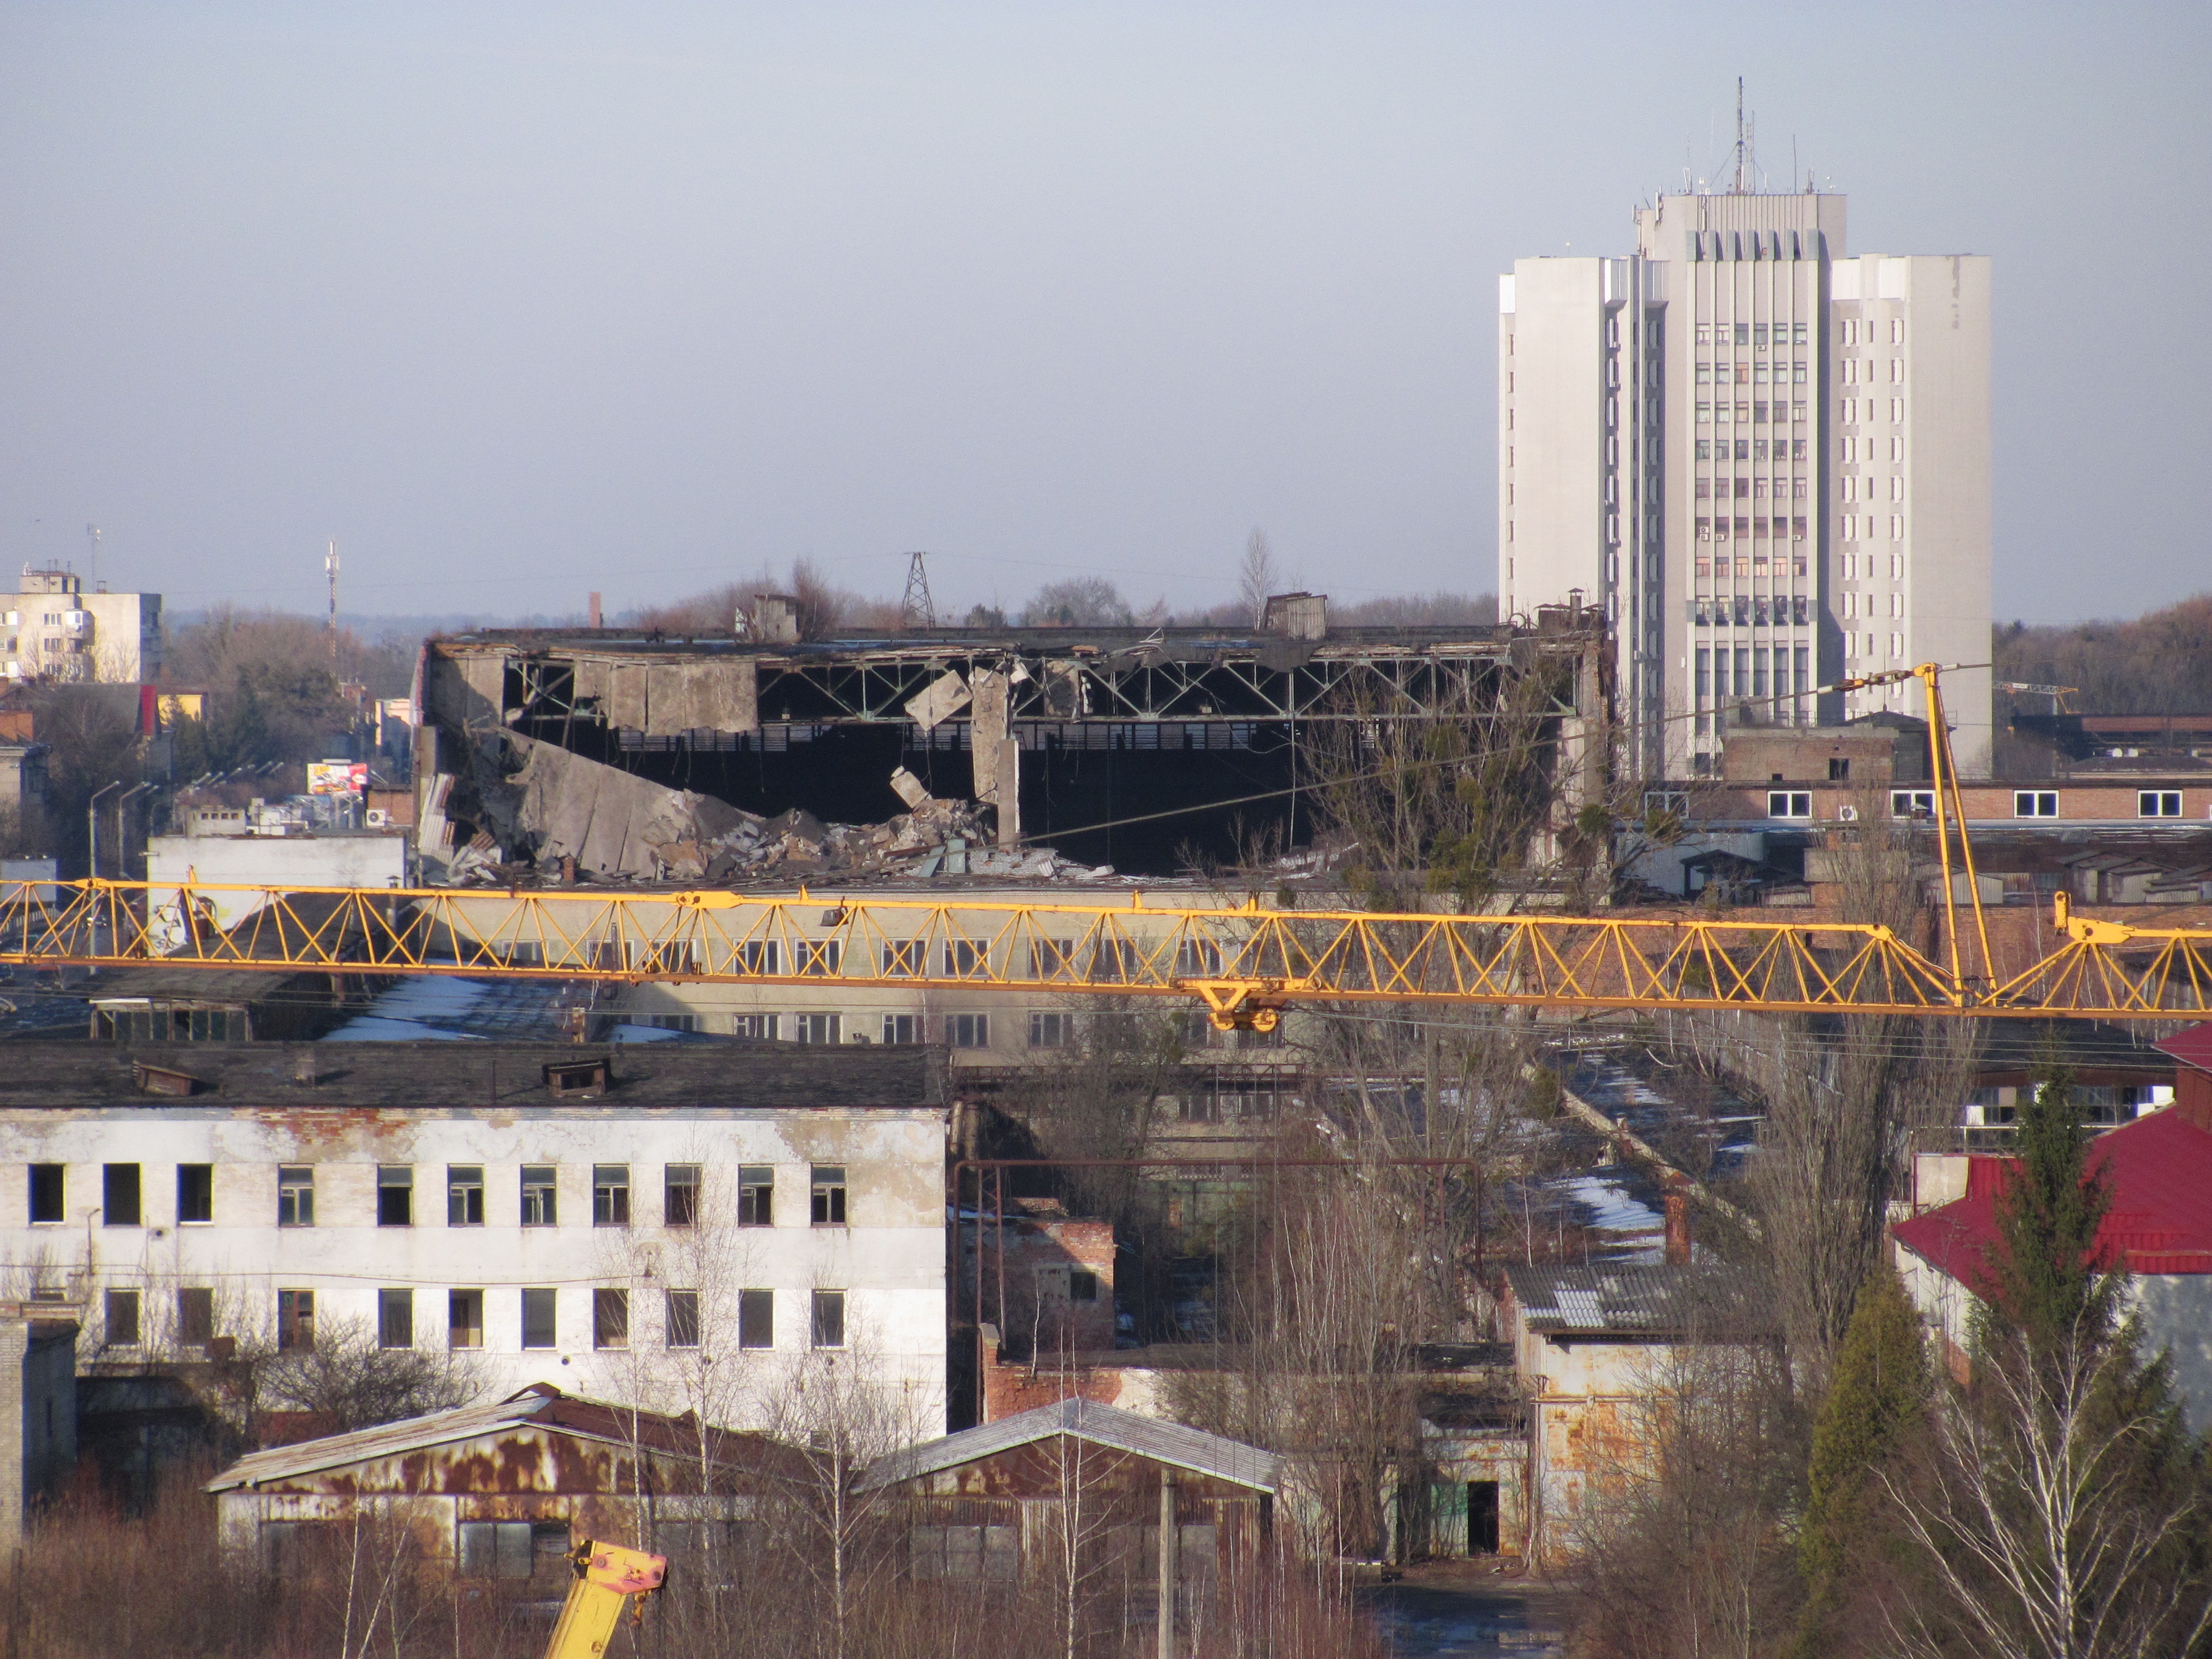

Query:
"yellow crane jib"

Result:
[[543, 1540, 666, 1659]]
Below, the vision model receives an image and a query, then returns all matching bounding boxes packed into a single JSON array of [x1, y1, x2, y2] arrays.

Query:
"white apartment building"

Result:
[[0, 1043, 953, 1432], [1498, 190, 1991, 780], [0, 566, 161, 685]]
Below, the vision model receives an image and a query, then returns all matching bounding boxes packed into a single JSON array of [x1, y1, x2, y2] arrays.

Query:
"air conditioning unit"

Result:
[[1837, 805, 1860, 822], [365, 809, 389, 828]]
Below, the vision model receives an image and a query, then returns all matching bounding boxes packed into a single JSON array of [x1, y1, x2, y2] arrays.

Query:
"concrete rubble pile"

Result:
[[438, 739, 1113, 887]]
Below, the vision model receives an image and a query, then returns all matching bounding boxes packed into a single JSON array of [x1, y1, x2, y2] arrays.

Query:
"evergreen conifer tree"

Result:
[[1787, 1257, 1929, 1658]]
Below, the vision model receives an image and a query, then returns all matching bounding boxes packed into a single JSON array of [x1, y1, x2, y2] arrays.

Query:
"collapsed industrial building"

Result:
[[410, 596, 1612, 885]]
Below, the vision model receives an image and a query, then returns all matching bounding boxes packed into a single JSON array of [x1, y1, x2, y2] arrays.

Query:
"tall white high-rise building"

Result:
[[1498, 190, 1991, 780]]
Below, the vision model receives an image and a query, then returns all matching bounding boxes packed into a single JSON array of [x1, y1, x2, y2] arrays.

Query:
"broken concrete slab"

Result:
[[905, 670, 971, 733]]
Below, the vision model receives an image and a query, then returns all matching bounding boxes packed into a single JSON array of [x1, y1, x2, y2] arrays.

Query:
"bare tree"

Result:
[[260, 1315, 481, 1434], [1886, 1314, 2212, 1659], [1238, 529, 1279, 628]]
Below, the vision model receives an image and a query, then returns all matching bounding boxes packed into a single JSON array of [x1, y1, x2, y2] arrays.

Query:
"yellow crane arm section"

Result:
[[543, 1541, 665, 1659], [5, 879, 2211, 1022]]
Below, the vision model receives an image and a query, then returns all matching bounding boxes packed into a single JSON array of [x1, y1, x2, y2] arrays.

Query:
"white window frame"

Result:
[[1766, 791, 1811, 820], [2014, 791, 2059, 819], [2139, 791, 2183, 819]]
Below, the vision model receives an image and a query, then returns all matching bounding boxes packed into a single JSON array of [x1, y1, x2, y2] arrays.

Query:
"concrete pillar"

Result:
[[970, 670, 1020, 848], [1157, 1469, 1177, 1659]]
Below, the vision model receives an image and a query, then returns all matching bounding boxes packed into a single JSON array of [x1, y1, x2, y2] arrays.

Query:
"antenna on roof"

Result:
[[901, 551, 936, 630], [1732, 77, 1748, 193], [325, 539, 340, 666], [85, 524, 99, 592]]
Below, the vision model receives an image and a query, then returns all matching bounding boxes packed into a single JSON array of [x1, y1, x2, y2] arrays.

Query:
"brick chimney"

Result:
[[1663, 1189, 1691, 1265]]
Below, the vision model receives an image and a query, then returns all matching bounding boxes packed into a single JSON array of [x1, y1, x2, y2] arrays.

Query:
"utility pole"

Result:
[[325, 540, 340, 667], [900, 551, 936, 630]]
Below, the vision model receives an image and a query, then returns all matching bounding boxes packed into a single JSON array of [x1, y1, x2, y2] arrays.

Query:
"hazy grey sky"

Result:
[[2, 2, 2204, 625]]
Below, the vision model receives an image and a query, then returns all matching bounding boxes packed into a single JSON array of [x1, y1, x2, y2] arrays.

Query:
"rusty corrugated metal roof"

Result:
[[858, 1398, 1278, 1493]]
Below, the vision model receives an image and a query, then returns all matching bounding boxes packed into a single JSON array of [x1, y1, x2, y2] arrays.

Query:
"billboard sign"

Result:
[[307, 760, 369, 796]]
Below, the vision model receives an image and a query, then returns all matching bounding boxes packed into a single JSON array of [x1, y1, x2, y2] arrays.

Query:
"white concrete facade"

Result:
[[0, 1101, 951, 1434], [0, 568, 161, 685], [1499, 191, 1991, 780], [147, 832, 411, 934]]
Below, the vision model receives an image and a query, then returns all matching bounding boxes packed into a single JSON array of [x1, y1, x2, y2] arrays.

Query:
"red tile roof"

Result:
[[1892, 1107, 2212, 1290], [2154, 1022, 2212, 1078]]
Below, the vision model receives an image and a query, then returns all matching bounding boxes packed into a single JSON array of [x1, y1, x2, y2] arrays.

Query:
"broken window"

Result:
[[28, 1164, 62, 1224], [176, 1164, 213, 1224], [665, 1289, 700, 1348], [664, 1164, 700, 1227], [178, 1287, 215, 1346], [811, 1165, 846, 1226], [739, 1166, 774, 1227], [811, 1290, 845, 1350], [278, 1289, 315, 1352], [521, 1165, 557, 1227], [593, 1289, 629, 1350], [1070, 1270, 1099, 1302], [592, 1165, 630, 1227], [105, 1289, 140, 1347], [278, 1166, 314, 1227], [738, 1289, 773, 1350], [449, 1290, 483, 1350], [447, 1165, 484, 1226], [378, 1289, 414, 1350], [104, 1163, 141, 1227], [377, 1166, 414, 1227], [521, 1288, 557, 1349]]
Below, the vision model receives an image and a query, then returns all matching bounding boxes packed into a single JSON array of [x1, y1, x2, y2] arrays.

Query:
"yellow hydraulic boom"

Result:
[[544, 1540, 664, 1659]]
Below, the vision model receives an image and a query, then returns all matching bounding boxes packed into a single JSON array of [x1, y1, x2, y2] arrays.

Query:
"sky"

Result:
[[1, 2, 2205, 627]]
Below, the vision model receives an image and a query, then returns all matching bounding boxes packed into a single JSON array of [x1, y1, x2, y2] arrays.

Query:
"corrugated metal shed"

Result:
[[1503, 1262, 1770, 1338], [859, 1398, 1278, 1494]]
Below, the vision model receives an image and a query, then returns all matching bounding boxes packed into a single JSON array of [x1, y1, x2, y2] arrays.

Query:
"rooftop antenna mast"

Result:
[[85, 524, 99, 591], [900, 550, 937, 629], [325, 538, 340, 666], [1732, 77, 1748, 193]]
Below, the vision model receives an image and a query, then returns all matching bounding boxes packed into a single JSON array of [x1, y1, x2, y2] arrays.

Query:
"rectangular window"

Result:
[[736, 940, 780, 976], [521, 1289, 557, 1350], [2139, 791, 2184, 819], [880, 939, 923, 977], [1694, 649, 1711, 698], [278, 1289, 315, 1353], [178, 1287, 215, 1346], [1767, 791, 1812, 819], [376, 1166, 414, 1227], [458, 1521, 535, 1581], [105, 1289, 141, 1347], [795, 940, 842, 977], [1892, 790, 1936, 818], [943, 940, 987, 979], [449, 1290, 483, 1350], [1794, 647, 1810, 690], [378, 1289, 414, 1350], [592, 1165, 631, 1227], [947, 1013, 990, 1049], [794, 1013, 841, 1045], [811, 1165, 847, 1226], [176, 1164, 213, 1224], [910, 1524, 1020, 1584], [739, 1289, 774, 1350], [1029, 937, 1073, 978], [28, 1164, 62, 1224], [521, 1165, 557, 1227], [664, 1164, 700, 1227], [666, 1289, 700, 1349], [447, 1165, 484, 1226], [739, 1165, 775, 1227], [811, 1290, 846, 1350], [104, 1164, 141, 1227], [732, 1013, 780, 1040], [1028, 1011, 1071, 1048], [2014, 791, 2059, 818], [1695, 438, 1713, 460], [592, 1289, 629, 1350], [881, 1013, 920, 1045]]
